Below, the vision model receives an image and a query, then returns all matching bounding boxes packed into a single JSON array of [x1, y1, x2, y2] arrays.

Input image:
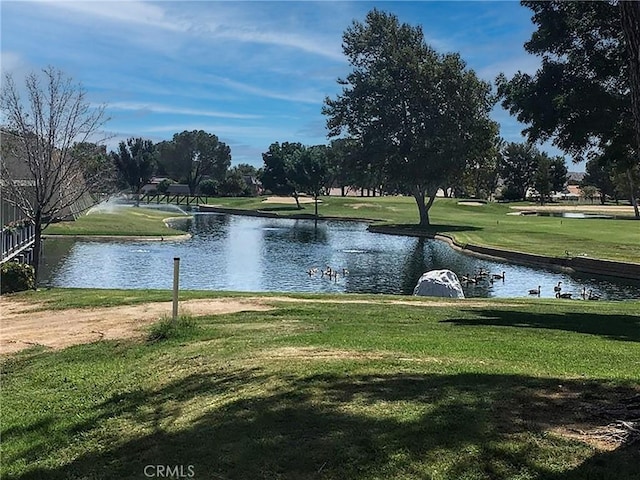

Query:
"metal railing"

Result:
[[1, 220, 36, 264]]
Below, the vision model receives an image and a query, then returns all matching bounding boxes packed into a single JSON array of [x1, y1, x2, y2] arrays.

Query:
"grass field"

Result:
[[2, 289, 639, 479], [44, 207, 189, 237]]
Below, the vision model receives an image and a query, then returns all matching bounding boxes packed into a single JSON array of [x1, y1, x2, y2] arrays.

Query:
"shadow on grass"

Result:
[[442, 310, 640, 342], [11, 370, 639, 480]]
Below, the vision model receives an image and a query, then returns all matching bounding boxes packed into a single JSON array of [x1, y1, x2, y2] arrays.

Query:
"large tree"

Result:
[[157, 130, 231, 195], [260, 142, 305, 208], [1, 67, 109, 281], [582, 156, 617, 204], [110, 137, 156, 196], [534, 154, 567, 205], [288, 145, 332, 218], [498, 142, 540, 201], [497, 0, 639, 217], [323, 9, 496, 226]]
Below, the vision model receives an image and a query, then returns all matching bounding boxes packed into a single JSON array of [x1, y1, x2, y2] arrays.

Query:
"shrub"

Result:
[[198, 179, 219, 196], [147, 314, 199, 342], [157, 179, 174, 194], [1, 262, 36, 294]]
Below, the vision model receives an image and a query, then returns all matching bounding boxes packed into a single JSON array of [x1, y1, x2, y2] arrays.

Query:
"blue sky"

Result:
[[1, 1, 569, 169]]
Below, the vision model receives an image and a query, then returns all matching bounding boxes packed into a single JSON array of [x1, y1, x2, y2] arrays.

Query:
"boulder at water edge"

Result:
[[413, 269, 465, 299]]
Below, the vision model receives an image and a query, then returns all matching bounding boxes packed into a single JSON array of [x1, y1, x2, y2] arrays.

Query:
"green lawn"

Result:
[[2, 289, 639, 479], [44, 207, 189, 237]]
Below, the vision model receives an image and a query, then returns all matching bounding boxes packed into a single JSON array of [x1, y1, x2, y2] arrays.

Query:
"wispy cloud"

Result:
[[33, 0, 187, 32], [107, 102, 262, 120], [34, 0, 343, 62], [208, 75, 325, 105]]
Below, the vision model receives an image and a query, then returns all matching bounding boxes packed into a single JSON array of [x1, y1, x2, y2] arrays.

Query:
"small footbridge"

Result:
[[1, 220, 36, 265]]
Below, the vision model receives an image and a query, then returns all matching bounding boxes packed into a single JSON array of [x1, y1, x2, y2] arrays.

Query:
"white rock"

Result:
[[413, 269, 465, 299]]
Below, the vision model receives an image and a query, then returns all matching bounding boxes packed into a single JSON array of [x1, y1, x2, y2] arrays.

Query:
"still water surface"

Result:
[[40, 213, 640, 300]]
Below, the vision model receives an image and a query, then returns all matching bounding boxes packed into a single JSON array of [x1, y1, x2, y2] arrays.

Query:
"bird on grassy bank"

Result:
[[556, 292, 573, 299], [528, 286, 541, 295], [492, 271, 505, 280], [554, 281, 562, 292]]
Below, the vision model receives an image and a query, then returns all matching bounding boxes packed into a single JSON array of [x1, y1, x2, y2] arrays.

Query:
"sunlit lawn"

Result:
[[44, 207, 189, 237]]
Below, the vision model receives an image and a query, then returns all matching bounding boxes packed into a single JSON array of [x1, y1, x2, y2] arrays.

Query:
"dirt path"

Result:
[[0, 295, 502, 356], [0, 297, 274, 355]]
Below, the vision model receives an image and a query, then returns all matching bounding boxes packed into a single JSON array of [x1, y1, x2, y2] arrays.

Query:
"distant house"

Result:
[[551, 186, 581, 201], [166, 184, 191, 195], [242, 175, 263, 196], [1, 130, 94, 223], [140, 177, 172, 194]]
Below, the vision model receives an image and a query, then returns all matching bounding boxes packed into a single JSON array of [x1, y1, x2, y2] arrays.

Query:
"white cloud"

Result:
[[208, 75, 324, 105], [34, 0, 344, 61], [107, 101, 262, 120], [34, 0, 186, 32], [0, 51, 28, 75]]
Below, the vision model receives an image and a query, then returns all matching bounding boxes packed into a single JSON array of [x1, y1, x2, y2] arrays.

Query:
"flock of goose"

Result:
[[529, 281, 601, 300], [460, 269, 505, 286], [462, 269, 601, 300], [307, 266, 349, 282], [306, 265, 603, 300]]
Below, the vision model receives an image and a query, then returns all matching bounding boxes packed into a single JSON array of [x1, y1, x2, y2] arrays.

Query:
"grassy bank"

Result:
[[44, 207, 189, 237], [205, 196, 640, 264], [2, 289, 639, 479]]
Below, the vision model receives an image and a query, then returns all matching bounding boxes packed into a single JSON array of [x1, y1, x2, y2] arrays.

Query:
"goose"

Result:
[[528, 286, 541, 295], [464, 274, 477, 284], [556, 292, 572, 299], [554, 281, 562, 292], [587, 290, 601, 301], [492, 271, 505, 280]]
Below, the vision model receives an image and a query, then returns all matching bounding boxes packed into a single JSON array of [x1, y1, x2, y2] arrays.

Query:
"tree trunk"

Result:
[[626, 168, 640, 218], [293, 192, 301, 209], [314, 195, 318, 218], [412, 187, 430, 226], [621, 1, 640, 219], [341, 186, 345, 197]]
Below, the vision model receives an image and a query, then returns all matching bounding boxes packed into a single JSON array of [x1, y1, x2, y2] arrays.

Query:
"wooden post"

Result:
[[172, 257, 180, 321]]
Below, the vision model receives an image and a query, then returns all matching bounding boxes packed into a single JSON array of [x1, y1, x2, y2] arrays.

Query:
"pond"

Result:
[[40, 212, 640, 300]]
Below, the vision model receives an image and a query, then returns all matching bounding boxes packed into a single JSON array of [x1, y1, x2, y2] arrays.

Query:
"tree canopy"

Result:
[[260, 142, 305, 207], [111, 137, 156, 194], [323, 9, 497, 225], [157, 130, 231, 195], [497, 0, 639, 215]]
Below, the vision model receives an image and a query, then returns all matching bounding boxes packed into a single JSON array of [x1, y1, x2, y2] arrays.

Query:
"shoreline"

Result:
[[42, 233, 192, 241]]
